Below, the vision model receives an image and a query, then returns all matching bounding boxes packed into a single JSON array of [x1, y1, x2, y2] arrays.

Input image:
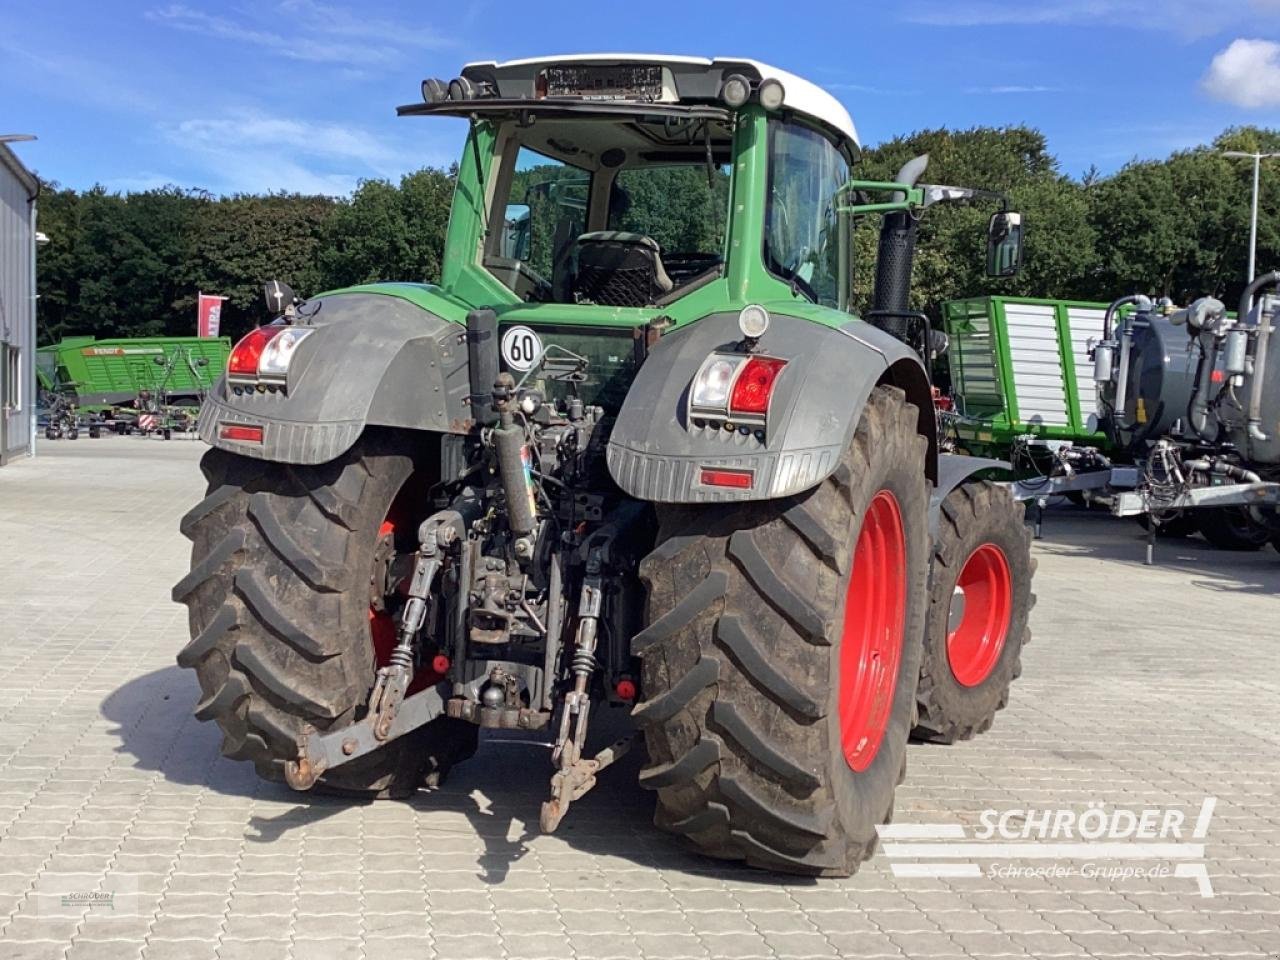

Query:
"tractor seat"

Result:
[[571, 232, 674, 307]]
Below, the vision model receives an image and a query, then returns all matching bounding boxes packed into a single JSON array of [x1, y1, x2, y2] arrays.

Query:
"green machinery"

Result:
[[37, 335, 231, 408], [942, 296, 1111, 457]]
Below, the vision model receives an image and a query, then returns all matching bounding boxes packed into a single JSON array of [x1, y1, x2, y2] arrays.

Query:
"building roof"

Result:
[[460, 54, 860, 147], [0, 141, 39, 199]]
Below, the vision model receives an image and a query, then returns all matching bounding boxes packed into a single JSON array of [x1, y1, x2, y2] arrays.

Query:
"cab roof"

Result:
[[454, 53, 860, 148]]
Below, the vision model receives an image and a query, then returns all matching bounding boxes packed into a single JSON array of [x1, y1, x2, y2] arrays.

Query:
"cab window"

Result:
[[764, 121, 850, 307], [501, 147, 591, 280]]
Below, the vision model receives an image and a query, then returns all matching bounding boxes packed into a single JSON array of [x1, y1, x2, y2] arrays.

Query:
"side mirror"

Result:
[[986, 211, 1024, 278], [263, 279, 296, 315], [500, 203, 531, 261]]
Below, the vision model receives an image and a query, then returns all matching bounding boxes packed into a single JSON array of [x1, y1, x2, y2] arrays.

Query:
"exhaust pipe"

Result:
[[465, 309, 499, 428], [871, 155, 929, 317], [1240, 271, 1280, 443]]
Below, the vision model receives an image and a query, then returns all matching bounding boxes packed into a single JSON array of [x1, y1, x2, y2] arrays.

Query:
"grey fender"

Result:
[[606, 311, 937, 503], [198, 293, 472, 464], [929, 453, 1011, 539]]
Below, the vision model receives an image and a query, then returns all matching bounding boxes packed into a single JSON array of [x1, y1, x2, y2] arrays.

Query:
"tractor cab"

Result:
[[400, 56, 863, 314]]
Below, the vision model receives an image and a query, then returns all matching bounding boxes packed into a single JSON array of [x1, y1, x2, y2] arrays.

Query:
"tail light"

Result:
[[729, 357, 786, 416], [257, 327, 314, 381], [699, 467, 754, 489], [228, 326, 283, 379], [227, 324, 312, 384], [689, 353, 787, 425]]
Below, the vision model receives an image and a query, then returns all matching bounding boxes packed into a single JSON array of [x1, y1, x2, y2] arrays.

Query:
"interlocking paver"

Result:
[[1, 425, 1279, 960]]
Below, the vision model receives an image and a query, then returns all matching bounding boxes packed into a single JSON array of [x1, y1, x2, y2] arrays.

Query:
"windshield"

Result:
[[484, 116, 731, 306], [765, 120, 850, 306]]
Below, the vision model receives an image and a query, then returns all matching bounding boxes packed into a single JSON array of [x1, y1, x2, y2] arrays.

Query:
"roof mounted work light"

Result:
[[421, 78, 448, 103], [758, 78, 785, 110], [720, 74, 751, 108], [447, 76, 478, 101]]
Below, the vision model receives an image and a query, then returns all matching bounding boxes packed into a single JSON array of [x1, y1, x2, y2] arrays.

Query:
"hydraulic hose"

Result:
[[1240, 270, 1280, 443], [1187, 330, 1220, 443]]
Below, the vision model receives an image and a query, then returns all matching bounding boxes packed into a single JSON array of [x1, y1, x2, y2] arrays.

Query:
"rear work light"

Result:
[[227, 324, 312, 384], [688, 353, 787, 425]]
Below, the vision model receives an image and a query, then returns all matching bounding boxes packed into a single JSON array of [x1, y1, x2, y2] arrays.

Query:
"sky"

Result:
[[4, 0, 1280, 197]]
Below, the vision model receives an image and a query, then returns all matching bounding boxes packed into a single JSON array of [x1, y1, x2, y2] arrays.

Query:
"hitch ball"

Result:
[[481, 684, 506, 709]]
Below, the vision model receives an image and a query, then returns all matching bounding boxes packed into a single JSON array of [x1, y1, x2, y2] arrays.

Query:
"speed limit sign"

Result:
[[500, 325, 544, 371]]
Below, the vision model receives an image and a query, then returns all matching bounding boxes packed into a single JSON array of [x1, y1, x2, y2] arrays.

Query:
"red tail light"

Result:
[[699, 467, 754, 489], [729, 356, 787, 416], [228, 326, 284, 378], [218, 423, 264, 443]]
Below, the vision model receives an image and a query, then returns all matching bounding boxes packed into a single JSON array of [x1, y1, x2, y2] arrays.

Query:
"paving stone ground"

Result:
[[0, 437, 1278, 960]]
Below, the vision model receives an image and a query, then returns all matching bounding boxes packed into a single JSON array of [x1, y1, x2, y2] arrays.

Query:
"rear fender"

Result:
[[198, 293, 472, 464], [606, 312, 937, 503], [929, 453, 1012, 538]]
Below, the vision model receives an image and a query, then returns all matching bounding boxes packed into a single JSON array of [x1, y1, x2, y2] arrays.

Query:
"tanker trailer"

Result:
[[1093, 276, 1280, 551]]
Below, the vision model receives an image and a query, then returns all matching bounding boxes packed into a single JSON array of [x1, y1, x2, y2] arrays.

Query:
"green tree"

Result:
[[851, 126, 1096, 315]]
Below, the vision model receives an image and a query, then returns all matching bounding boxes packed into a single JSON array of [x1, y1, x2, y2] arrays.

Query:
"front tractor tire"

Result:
[[172, 430, 475, 797], [634, 386, 929, 876], [912, 481, 1034, 744]]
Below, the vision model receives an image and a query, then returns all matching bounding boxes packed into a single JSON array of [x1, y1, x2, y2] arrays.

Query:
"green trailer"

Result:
[[37, 336, 230, 407], [942, 296, 1110, 457]]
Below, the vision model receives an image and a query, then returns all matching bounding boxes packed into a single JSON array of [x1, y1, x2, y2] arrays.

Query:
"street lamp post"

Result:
[[1223, 150, 1280, 282]]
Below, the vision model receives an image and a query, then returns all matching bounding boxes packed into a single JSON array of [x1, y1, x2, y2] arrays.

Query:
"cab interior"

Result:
[[482, 115, 734, 306]]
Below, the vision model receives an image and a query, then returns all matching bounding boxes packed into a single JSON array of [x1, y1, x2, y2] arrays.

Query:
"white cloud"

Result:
[[964, 85, 1063, 95], [905, 0, 1278, 38], [160, 109, 460, 196], [1203, 38, 1280, 108], [147, 2, 452, 68]]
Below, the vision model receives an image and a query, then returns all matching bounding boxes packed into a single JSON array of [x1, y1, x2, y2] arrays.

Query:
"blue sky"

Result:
[[4, 0, 1280, 196]]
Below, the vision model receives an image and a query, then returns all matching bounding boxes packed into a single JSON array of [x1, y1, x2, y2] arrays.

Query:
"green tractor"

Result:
[[174, 56, 1034, 875]]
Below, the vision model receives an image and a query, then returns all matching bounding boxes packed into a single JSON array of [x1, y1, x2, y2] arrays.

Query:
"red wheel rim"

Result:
[[945, 543, 1012, 687], [839, 490, 908, 773]]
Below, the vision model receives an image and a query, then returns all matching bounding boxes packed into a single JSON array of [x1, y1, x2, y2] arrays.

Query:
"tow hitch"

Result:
[[540, 546, 630, 832], [284, 508, 468, 791]]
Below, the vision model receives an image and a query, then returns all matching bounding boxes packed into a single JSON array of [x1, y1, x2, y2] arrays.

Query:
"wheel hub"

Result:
[[945, 543, 1012, 687], [838, 490, 907, 773]]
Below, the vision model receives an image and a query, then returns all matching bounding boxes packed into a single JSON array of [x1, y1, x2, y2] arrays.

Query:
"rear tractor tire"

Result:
[[172, 430, 476, 798], [912, 481, 1034, 744], [634, 386, 929, 876]]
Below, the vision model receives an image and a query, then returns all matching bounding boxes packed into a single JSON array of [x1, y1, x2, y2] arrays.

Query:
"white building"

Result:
[[0, 138, 38, 466]]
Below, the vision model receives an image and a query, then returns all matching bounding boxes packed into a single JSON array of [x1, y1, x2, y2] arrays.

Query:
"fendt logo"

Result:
[[879, 797, 1217, 896]]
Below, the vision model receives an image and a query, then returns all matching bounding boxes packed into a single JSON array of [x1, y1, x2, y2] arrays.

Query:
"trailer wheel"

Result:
[[634, 386, 928, 876], [173, 430, 476, 797], [912, 481, 1034, 744], [1195, 507, 1272, 551]]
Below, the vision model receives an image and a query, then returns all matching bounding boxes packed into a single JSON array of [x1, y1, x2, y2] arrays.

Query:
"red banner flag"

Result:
[[197, 293, 228, 337]]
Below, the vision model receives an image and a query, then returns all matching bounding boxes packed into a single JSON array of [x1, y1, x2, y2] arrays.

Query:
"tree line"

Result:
[[34, 125, 1280, 344]]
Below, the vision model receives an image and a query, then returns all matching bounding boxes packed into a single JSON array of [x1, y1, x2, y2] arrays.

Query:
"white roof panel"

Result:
[[461, 53, 860, 147]]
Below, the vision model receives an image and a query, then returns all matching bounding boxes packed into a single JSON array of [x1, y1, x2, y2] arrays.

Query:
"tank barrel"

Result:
[[1241, 271, 1280, 443]]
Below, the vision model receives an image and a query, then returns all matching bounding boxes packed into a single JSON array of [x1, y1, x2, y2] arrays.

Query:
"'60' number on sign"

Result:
[[501, 326, 543, 372]]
